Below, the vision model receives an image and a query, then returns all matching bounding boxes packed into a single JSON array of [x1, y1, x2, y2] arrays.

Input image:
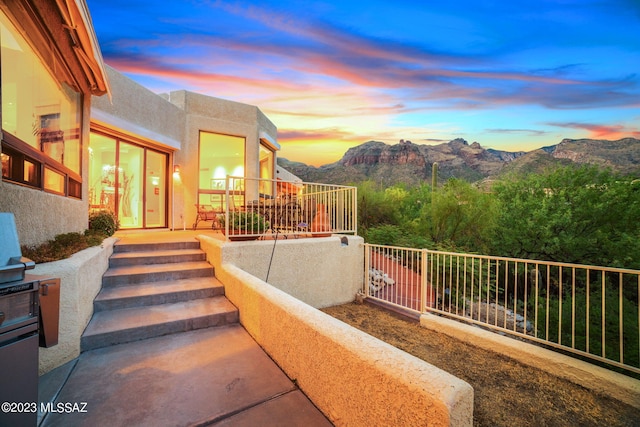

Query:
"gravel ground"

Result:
[[321, 301, 640, 427]]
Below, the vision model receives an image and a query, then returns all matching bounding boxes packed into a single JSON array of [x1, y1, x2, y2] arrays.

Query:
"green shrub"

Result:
[[21, 231, 105, 263], [89, 211, 119, 236], [534, 285, 639, 371], [223, 211, 269, 233], [365, 224, 432, 248]]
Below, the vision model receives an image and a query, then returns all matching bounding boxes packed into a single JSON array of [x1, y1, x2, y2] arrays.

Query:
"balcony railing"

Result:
[[200, 176, 357, 240], [365, 244, 640, 375]]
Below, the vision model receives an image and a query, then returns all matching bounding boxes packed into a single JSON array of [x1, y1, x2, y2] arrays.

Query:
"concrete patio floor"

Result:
[[38, 229, 332, 426]]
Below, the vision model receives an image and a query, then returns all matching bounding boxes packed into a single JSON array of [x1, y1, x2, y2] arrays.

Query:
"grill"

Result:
[[0, 214, 35, 284], [0, 213, 59, 426]]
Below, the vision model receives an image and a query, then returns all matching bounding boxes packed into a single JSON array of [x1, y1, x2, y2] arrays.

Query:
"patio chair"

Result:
[[192, 204, 222, 230]]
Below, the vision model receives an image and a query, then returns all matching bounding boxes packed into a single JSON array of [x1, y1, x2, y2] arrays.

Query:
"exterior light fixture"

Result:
[[173, 165, 180, 174]]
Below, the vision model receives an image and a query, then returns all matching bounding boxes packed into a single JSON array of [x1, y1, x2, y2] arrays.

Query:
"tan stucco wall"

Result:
[[199, 235, 363, 308], [165, 90, 278, 232], [214, 262, 474, 426], [91, 66, 185, 150], [0, 184, 87, 247], [197, 234, 473, 425], [420, 313, 640, 410], [36, 237, 115, 374]]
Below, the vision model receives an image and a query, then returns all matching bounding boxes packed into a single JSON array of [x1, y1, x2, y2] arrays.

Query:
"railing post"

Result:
[[421, 249, 428, 313], [225, 175, 230, 239], [353, 187, 358, 236], [364, 244, 370, 297]]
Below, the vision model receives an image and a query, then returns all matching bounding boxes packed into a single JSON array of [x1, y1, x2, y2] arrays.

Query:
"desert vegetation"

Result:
[[359, 164, 640, 270], [358, 164, 640, 372]]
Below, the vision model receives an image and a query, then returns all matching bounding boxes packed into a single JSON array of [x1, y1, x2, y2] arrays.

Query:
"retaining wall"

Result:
[[35, 238, 115, 374], [199, 235, 474, 426]]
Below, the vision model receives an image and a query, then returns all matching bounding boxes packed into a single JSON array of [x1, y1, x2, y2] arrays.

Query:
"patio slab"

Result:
[[39, 325, 331, 426]]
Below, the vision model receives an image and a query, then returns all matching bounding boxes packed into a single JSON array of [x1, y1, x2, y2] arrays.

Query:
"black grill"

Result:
[[0, 213, 59, 426]]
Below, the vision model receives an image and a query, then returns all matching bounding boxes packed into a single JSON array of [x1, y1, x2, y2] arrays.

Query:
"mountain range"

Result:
[[277, 137, 640, 186]]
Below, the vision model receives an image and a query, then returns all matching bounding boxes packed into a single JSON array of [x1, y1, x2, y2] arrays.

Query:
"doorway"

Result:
[[89, 131, 169, 228]]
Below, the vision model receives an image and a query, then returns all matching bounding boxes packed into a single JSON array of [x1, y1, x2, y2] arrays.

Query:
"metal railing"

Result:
[[210, 176, 357, 240], [365, 244, 640, 375]]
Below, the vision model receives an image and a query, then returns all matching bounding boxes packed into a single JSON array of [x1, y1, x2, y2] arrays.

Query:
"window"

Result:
[[198, 132, 245, 210], [44, 167, 65, 195], [0, 10, 82, 197], [0, 144, 40, 187], [259, 142, 275, 196]]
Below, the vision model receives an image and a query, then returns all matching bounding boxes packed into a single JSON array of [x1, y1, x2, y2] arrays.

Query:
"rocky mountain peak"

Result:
[[279, 137, 640, 187]]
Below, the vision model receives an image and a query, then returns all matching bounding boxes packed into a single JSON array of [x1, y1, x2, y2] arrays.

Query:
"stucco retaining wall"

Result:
[[218, 262, 474, 426], [200, 235, 363, 308], [35, 237, 115, 374], [198, 235, 474, 425]]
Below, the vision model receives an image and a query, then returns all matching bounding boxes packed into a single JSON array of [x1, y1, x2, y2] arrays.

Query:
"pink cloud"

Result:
[[547, 122, 640, 139]]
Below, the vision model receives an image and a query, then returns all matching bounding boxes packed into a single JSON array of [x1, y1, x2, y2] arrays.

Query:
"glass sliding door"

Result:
[[145, 150, 167, 227], [89, 131, 169, 229], [118, 142, 144, 228], [88, 133, 117, 213]]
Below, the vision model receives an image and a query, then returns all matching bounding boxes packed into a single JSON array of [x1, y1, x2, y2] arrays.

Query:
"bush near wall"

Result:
[[21, 211, 119, 263]]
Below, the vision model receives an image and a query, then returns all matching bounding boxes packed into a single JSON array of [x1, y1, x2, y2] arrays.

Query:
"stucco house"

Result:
[[1, 0, 279, 245], [0, 3, 480, 425]]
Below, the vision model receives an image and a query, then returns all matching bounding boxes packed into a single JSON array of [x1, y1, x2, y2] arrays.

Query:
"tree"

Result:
[[357, 181, 398, 232], [491, 165, 640, 269], [426, 178, 497, 252]]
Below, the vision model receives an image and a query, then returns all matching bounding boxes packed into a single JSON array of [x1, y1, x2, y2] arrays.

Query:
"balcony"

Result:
[[195, 176, 357, 240]]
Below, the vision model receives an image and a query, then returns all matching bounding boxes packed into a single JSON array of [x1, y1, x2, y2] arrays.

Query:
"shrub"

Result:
[[21, 231, 104, 263], [223, 211, 269, 233], [89, 211, 119, 236], [365, 224, 432, 248]]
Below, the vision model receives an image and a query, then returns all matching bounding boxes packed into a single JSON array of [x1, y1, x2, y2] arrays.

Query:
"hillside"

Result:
[[278, 137, 640, 185]]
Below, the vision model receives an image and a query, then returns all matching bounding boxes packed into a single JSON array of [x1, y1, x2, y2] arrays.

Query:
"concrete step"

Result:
[[102, 261, 214, 287], [113, 240, 201, 253], [81, 296, 239, 351], [109, 248, 206, 267], [94, 277, 225, 312]]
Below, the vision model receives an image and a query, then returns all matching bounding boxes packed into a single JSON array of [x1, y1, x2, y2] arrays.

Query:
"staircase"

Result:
[[81, 238, 238, 352]]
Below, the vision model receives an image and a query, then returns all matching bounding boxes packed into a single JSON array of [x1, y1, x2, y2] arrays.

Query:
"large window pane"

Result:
[[199, 132, 245, 210], [0, 12, 82, 174], [259, 142, 274, 196]]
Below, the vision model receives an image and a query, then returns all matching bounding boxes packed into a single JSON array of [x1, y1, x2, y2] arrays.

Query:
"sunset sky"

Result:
[[87, 0, 640, 166]]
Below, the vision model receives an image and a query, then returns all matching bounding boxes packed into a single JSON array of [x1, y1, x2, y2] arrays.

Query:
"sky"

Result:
[[86, 0, 640, 166]]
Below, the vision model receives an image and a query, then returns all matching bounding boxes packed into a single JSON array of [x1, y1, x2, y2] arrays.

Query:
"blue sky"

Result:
[[87, 0, 640, 165]]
